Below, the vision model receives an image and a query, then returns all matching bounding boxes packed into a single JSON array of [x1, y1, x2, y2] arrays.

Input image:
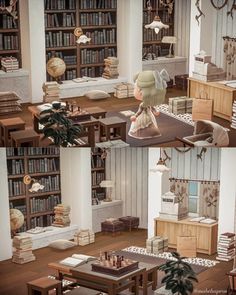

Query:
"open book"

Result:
[[60, 254, 96, 267]]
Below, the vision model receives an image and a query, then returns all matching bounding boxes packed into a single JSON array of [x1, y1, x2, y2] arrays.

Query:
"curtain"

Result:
[[223, 37, 236, 80], [170, 179, 189, 211], [199, 181, 220, 219]]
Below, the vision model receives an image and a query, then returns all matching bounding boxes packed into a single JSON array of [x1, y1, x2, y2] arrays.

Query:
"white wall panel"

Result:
[[164, 148, 221, 181], [106, 148, 148, 228]]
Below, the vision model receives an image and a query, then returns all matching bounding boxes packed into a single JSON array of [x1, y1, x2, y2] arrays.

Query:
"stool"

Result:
[[11, 129, 40, 147], [0, 117, 25, 146], [101, 220, 124, 236], [27, 277, 62, 295], [119, 216, 140, 232], [99, 116, 126, 142]]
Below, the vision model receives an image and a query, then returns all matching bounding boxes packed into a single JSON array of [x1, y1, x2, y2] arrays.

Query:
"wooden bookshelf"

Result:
[[0, 1, 21, 66], [91, 148, 106, 204], [143, 0, 175, 58], [6, 147, 61, 233], [44, 0, 117, 81]]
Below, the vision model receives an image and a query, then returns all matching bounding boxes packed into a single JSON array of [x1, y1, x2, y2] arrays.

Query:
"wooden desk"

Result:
[[28, 106, 106, 133], [154, 217, 218, 255], [188, 78, 236, 121], [48, 260, 150, 295]]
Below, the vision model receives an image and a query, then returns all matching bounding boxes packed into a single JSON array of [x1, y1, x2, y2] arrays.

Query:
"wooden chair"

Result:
[[27, 277, 62, 295], [98, 116, 127, 142], [0, 117, 25, 146], [10, 129, 40, 147]]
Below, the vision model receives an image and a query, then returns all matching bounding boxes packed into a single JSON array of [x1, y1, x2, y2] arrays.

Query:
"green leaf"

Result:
[[162, 274, 174, 283]]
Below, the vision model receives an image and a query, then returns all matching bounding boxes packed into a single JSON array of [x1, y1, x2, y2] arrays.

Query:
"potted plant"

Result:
[[39, 106, 83, 147], [158, 252, 198, 295]]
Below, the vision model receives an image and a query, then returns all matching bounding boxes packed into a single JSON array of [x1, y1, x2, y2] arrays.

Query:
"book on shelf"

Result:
[[60, 254, 96, 267]]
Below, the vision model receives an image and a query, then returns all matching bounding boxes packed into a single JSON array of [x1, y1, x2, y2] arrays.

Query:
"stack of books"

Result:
[[231, 101, 236, 129], [42, 82, 60, 103], [52, 204, 71, 227], [216, 232, 235, 261], [1, 56, 19, 72], [102, 57, 119, 79], [12, 236, 36, 264]]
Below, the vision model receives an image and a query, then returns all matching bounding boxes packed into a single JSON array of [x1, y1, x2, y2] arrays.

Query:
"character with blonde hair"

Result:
[[128, 69, 169, 139]]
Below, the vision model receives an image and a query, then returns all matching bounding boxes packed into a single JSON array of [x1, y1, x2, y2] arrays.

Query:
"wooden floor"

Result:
[[1, 87, 235, 147], [0, 229, 232, 295]]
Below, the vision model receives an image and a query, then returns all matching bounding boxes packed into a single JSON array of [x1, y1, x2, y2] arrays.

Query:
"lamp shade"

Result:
[[100, 180, 114, 188], [162, 36, 177, 44]]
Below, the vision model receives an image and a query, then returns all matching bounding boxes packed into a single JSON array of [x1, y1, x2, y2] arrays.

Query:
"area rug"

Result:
[[109, 107, 194, 147], [122, 246, 219, 269]]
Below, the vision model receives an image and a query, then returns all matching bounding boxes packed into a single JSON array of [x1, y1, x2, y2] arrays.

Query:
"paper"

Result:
[[60, 257, 84, 267]]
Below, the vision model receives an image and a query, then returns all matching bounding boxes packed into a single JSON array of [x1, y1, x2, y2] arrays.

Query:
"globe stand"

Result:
[[56, 76, 63, 85]]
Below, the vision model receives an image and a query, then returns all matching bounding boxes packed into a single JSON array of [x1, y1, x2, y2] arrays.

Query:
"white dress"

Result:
[[128, 103, 161, 139]]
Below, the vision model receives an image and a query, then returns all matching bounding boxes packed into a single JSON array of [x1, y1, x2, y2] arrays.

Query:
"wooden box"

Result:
[[114, 83, 134, 99], [177, 236, 197, 257], [146, 236, 168, 254], [168, 96, 192, 115], [91, 260, 139, 276], [175, 74, 189, 90], [74, 229, 95, 246]]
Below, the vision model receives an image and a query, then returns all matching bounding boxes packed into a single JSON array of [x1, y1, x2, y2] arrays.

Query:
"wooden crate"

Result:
[[175, 74, 189, 90], [177, 236, 197, 257]]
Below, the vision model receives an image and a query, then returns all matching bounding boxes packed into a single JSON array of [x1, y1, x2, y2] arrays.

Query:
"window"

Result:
[[188, 181, 199, 216]]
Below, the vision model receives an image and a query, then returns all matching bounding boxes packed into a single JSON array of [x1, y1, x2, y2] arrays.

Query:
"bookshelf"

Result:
[[6, 147, 61, 233], [44, 0, 117, 81], [143, 0, 175, 58], [0, 1, 21, 66], [91, 148, 106, 204]]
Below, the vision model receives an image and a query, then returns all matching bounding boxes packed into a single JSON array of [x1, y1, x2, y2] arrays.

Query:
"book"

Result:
[[189, 216, 206, 222], [60, 254, 96, 267], [199, 218, 217, 224]]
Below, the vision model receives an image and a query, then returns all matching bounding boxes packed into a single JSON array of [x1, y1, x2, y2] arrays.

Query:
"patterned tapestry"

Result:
[[199, 181, 220, 219], [170, 178, 189, 211]]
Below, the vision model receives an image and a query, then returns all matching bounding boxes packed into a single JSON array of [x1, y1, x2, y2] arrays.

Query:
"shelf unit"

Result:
[[143, 0, 175, 58], [0, 2, 21, 66], [6, 147, 61, 233], [44, 0, 117, 81], [91, 148, 106, 204]]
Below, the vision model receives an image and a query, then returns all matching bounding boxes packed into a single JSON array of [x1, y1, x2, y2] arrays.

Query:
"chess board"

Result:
[[91, 259, 139, 276]]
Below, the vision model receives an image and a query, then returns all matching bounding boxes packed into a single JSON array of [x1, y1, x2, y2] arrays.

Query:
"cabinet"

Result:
[[143, 0, 175, 58], [0, 1, 21, 66], [188, 78, 236, 122], [154, 217, 218, 255], [91, 148, 106, 203], [6, 147, 61, 232], [44, 0, 117, 81], [142, 56, 187, 80]]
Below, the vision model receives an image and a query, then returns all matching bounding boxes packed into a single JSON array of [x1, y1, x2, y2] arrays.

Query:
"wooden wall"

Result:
[[163, 148, 221, 181], [106, 148, 148, 229]]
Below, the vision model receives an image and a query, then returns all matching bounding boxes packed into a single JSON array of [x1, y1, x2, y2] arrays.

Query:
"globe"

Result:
[[10, 209, 24, 231], [46, 57, 66, 80]]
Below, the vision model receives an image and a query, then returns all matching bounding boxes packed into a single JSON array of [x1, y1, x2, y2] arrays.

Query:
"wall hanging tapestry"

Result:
[[170, 178, 189, 210], [223, 36, 236, 80], [199, 181, 220, 219]]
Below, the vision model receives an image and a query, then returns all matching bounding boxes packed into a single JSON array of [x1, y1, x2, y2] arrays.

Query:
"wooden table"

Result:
[[28, 105, 106, 133], [48, 260, 149, 295], [28, 106, 105, 147], [188, 78, 236, 121]]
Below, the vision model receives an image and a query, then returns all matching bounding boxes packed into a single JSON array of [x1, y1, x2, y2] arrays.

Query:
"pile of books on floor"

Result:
[[102, 57, 119, 79], [231, 100, 236, 129], [12, 236, 36, 264], [1, 56, 19, 72], [216, 232, 235, 261], [52, 204, 71, 227], [0, 91, 22, 115], [42, 81, 60, 103], [168, 96, 193, 115]]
